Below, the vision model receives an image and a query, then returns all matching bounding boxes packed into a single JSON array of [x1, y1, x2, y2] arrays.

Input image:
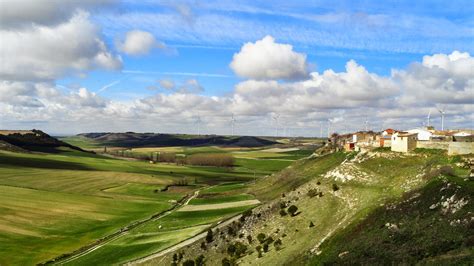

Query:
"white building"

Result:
[[391, 132, 417, 153], [407, 128, 432, 141]]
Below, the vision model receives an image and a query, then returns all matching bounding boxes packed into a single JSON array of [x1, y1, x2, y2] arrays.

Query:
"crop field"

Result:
[[0, 138, 310, 265]]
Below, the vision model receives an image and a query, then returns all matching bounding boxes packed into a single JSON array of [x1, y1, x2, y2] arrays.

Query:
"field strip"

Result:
[[126, 213, 246, 265], [178, 199, 260, 212], [47, 190, 200, 265]]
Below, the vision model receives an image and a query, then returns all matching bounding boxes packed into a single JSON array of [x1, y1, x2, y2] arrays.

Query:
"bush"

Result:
[[274, 238, 282, 250], [247, 235, 252, 243], [307, 188, 319, 198], [206, 229, 213, 243], [332, 183, 340, 191], [183, 260, 195, 266], [263, 243, 269, 252], [257, 233, 267, 244], [195, 255, 205, 266], [186, 153, 234, 167], [288, 205, 298, 216], [309, 221, 315, 228], [279, 209, 287, 216]]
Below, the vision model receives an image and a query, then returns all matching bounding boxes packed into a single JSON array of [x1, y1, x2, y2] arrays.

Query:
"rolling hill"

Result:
[[76, 132, 278, 148]]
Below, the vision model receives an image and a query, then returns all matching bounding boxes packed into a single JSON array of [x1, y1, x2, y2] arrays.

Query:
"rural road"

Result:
[[126, 213, 245, 265], [49, 190, 201, 265]]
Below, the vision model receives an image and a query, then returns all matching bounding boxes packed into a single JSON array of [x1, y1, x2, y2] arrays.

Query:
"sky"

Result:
[[0, 0, 473, 136]]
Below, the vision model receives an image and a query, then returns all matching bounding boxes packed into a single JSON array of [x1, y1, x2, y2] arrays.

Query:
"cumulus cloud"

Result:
[[1, 48, 472, 134], [0, 0, 116, 29], [0, 11, 122, 82], [117, 30, 165, 56], [230, 35, 309, 80], [394, 51, 474, 105]]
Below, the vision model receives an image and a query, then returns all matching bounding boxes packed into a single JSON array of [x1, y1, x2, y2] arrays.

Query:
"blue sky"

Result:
[[1, 0, 473, 135], [59, 0, 474, 98]]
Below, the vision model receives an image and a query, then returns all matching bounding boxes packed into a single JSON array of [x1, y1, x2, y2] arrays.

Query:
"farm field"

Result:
[[0, 138, 310, 265]]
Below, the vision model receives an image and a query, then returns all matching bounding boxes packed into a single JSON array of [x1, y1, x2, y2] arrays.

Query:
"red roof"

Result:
[[384, 128, 396, 134]]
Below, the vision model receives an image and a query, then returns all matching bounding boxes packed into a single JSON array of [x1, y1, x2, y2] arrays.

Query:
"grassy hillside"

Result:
[[139, 150, 472, 266], [311, 174, 473, 265], [0, 139, 302, 265]]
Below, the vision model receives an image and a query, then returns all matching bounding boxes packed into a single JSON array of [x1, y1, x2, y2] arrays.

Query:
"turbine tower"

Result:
[[437, 107, 446, 131], [195, 115, 202, 135], [365, 117, 369, 131], [231, 114, 236, 136], [327, 119, 331, 138], [319, 121, 323, 138], [272, 113, 280, 136], [427, 109, 431, 127]]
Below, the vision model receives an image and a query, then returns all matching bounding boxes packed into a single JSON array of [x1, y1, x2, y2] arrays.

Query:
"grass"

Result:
[[312, 174, 474, 265], [189, 194, 255, 205]]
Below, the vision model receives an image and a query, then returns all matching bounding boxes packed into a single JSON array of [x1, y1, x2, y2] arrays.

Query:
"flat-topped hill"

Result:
[[76, 132, 278, 148]]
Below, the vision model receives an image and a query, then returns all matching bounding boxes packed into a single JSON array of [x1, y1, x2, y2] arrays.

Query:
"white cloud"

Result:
[[230, 35, 309, 80], [159, 79, 175, 90], [0, 0, 116, 29], [0, 11, 122, 82], [117, 30, 164, 56], [1, 50, 472, 135]]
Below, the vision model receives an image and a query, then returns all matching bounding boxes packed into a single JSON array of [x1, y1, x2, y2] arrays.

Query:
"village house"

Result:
[[407, 128, 433, 141], [391, 132, 417, 153]]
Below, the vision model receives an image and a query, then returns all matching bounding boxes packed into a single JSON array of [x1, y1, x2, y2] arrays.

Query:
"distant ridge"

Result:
[[0, 129, 87, 153], [78, 132, 277, 147]]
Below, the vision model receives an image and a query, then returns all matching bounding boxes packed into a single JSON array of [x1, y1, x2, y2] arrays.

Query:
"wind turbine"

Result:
[[272, 113, 280, 137], [427, 109, 431, 127], [365, 117, 369, 131], [327, 119, 331, 138], [437, 107, 446, 131], [195, 115, 202, 135], [231, 114, 236, 136]]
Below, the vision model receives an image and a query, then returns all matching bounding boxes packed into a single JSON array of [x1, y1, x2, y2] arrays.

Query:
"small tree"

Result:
[[309, 221, 315, 228], [288, 205, 298, 216], [332, 183, 340, 191], [263, 243, 269, 252], [256, 245, 263, 258], [257, 233, 266, 244], [206, 229, 213, 243], [279, 209, 287, 216]]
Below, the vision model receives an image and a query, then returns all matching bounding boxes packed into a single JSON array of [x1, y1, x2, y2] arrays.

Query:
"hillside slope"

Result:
[[76, 132, 278, 148], [137, 150, 472, 265], [0, 130, 86, 153]]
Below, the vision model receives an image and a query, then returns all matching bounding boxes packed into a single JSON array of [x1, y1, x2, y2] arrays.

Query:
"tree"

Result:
[[247, 235, 253, 243], [206, 229, 213, 243], [309, 221, 315, 228], [274, 238, 282, 250], [288, 205, 298, 216], [332, 183, 340, 191], [263, 243, 269, 252], [279, 209, 287, 216]]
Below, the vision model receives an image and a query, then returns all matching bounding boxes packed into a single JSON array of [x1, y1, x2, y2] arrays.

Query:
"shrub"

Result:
[[183, 260, 195, 266], [206, 229, 213, 243], [309, 221, 315, 228], [288, 205, 298, 216], [263, 243, 269, 252], [256, 245, 263, 258], [274, 239, 282, 250], [186, 153, 234, 167], [257, 233, 266, 244], [200, 241, 206, 250], [247, 235, 253, 243], [279, 209, 287, 216], [439, 165, 455, 176], [195, 255, 205, 266], [307, 188, 319, 198], [222, 258, 233, 266], [332, 183, 340, 191]]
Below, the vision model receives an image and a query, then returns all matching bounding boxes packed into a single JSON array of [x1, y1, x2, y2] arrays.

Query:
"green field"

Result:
[[0, 139, 307, 265]]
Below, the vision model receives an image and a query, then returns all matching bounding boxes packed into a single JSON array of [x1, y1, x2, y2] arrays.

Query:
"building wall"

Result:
[[448, 142, 474, 155], [391, 135, 416, 153], [416, 141, 449, 150]]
